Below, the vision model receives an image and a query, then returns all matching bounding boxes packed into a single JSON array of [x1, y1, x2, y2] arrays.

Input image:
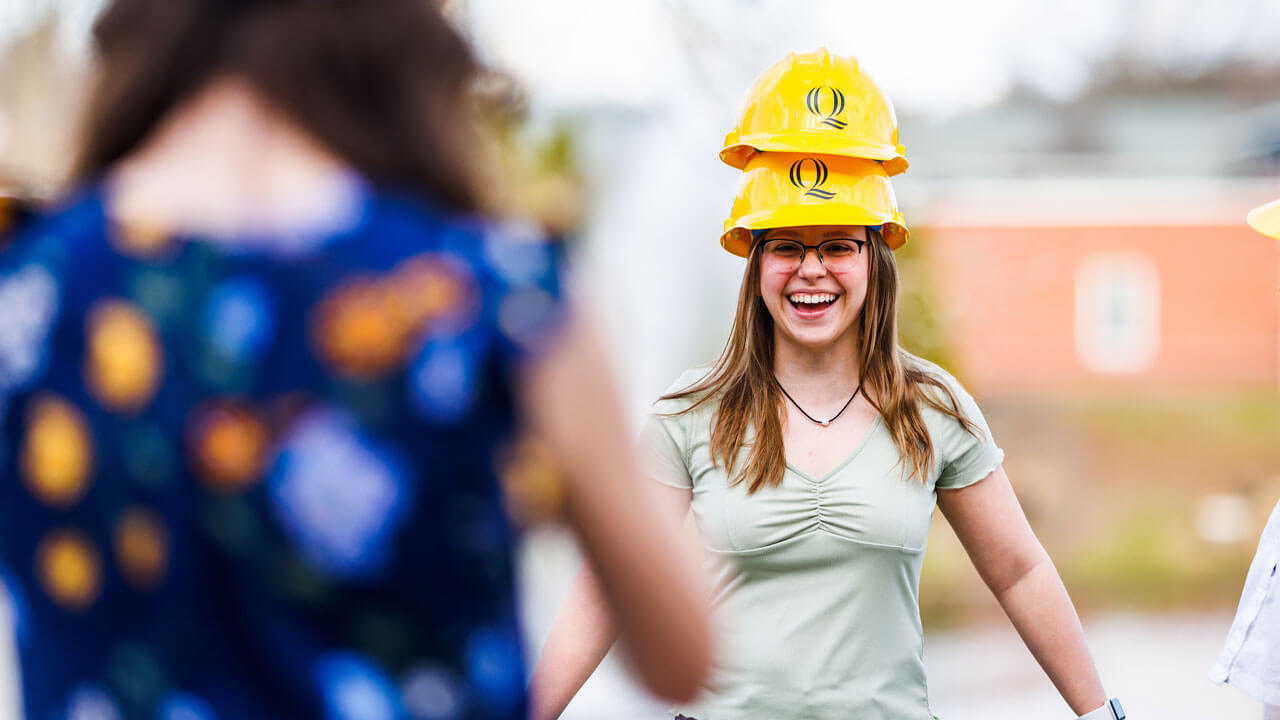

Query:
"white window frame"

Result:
[[1074, 250, 1161, 375]]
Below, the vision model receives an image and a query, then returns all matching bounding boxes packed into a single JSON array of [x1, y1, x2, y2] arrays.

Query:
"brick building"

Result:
[[913, 178, 1280, 395]]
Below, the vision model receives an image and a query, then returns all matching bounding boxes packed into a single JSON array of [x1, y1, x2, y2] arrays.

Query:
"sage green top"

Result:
[[641, 363, 1004, 720]]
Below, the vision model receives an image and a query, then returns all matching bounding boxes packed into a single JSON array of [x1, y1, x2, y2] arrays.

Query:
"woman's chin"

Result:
[[778, 324, 846, 351]]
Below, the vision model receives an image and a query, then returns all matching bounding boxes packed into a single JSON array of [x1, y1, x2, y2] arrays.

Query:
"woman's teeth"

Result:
[[788, 292, 837, 307]]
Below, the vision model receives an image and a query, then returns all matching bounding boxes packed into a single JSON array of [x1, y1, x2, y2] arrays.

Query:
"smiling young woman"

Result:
[[531, 218, 1115, 720], [529, 50, 1120, 720]]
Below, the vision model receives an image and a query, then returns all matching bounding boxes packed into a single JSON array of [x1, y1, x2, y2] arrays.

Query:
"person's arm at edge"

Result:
[[937, 466, 1109, 716], [526, 562, 619, 720], [527, 480, 694, 720], [518, 317, 710, 712]]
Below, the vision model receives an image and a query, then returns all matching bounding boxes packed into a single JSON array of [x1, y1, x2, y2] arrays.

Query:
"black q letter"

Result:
[[789, 158, 837, 200], [805, 87, 848, 130]]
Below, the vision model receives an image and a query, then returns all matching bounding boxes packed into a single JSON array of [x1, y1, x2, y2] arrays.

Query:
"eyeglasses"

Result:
[[758, 237, 867, 273]]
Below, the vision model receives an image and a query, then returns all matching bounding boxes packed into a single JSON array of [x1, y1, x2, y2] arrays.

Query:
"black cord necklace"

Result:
[[775, 377, 861, 427]]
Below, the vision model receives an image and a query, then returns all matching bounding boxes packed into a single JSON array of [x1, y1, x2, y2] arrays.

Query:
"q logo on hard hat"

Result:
[[789, 158, 836, 200], [805, 86, 847, 130]]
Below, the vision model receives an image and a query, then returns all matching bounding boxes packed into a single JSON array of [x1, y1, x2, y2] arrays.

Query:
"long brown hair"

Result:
[[664, 229, 981, 493], [75, 0, 481, 212]]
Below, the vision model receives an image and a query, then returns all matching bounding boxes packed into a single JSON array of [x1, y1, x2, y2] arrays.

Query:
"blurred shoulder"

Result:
[[374, 193, 562, 291], [0, 187, 105, 273], [372, 200, 567, 360], [473, 216, 563, 292]]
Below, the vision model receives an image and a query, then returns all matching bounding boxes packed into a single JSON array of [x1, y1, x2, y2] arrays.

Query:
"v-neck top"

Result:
[[641, 364, 1004, 720]]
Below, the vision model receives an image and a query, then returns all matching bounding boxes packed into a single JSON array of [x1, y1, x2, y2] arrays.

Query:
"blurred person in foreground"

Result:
[[1209, 202, 1280, 720], [0, 1, 710, 718], [531, 51, 1119, 720]]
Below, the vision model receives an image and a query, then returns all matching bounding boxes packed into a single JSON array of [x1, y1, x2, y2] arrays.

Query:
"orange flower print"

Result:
[[311, 254, 474, 380], [113, 507, 170, 591], [36, 529, 101, 612], [84, 299, 165, 414], [387, 255, 473, 331], [188, 400, 269, 493], [311, 277, 404, 379], [20, 394, 94, 509]]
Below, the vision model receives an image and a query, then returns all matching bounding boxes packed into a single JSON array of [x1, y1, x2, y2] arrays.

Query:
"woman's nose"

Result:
[[797, 248, 827, 277]]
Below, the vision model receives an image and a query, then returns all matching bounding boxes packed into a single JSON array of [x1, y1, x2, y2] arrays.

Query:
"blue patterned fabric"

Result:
[[0, 181, 564, 720]]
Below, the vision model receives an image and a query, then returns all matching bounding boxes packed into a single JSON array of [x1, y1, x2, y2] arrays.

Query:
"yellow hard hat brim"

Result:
[[720, 152, 909, 257], [721, 130, 908, 175], [1246, 199, 1280, 240], [720, 210, 908, 257]]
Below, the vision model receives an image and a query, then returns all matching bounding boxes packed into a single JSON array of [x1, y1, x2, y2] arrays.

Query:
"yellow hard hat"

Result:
[[1246, 198, 1280, 240], [721, 48, 907, 175], [720, 151, 909, 257]]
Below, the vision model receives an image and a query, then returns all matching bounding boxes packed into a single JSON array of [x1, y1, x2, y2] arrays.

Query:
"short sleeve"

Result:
[[639, 414, 692, 490], [638, 368, 714, 491], [475, 219, 567, 366], [932, 371, 1005, 490]]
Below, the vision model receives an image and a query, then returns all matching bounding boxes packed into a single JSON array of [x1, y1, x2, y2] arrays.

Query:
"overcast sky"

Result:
[[4, 0, 1280, 118], [463, 0, 1280, 118]]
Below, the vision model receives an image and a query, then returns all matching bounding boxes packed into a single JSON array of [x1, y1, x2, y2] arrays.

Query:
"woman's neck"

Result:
[[772, 327, 861, 401], [107, 76, 361, 239]]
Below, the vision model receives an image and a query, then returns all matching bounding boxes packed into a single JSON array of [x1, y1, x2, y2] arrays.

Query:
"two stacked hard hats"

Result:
[[720, 49, 910, 257]]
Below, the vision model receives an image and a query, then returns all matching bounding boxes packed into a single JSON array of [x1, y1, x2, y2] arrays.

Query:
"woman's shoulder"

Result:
[[906, 355, 965, 391], [667, 366, 715, 393], [902, 354, 985, 418], [651, 365, 717, 416]]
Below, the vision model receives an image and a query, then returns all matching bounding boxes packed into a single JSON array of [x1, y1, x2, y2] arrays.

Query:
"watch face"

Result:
[[1109, 698, 1125, 720]]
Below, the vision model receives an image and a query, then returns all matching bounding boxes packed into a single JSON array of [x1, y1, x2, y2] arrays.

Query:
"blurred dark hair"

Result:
[[75, 0, 481, 212]]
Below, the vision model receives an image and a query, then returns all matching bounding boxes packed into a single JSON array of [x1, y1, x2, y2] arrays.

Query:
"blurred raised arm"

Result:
[[527, 480, 695, 720], [519, 317, 709, 713]]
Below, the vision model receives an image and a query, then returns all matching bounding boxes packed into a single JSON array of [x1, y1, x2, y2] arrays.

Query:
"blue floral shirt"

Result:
[[0, 182, 564, 720]]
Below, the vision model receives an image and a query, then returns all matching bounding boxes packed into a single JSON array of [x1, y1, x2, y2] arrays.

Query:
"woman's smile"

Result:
[[786, 290, 841, 319]]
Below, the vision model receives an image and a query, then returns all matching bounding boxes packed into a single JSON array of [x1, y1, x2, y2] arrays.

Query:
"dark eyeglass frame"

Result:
[[757, 237, 868, 269]]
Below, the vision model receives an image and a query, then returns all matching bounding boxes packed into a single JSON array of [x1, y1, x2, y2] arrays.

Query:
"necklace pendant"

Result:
[[774, 377, 861, 430]]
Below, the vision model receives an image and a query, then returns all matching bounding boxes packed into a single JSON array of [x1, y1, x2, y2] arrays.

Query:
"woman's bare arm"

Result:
[[527, 562, 620, 720], [519, 317, 710, 710], [527, 481, 696, 720], [937, 466, 1108, 716]]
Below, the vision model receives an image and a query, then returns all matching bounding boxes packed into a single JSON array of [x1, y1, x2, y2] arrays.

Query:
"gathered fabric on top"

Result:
[[0, 181, 564, 720], [642, 364, 1003, 720]]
